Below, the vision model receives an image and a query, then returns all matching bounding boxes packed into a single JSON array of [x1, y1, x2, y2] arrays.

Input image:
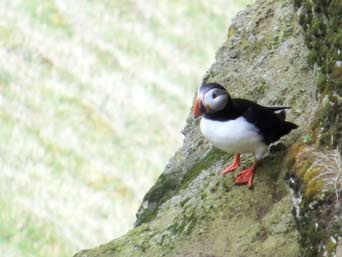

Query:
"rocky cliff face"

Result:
[[75, 0, 342, 256]]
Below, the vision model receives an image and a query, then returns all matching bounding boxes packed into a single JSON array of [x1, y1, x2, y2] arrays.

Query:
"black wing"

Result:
[[242, 104, 298, 145]]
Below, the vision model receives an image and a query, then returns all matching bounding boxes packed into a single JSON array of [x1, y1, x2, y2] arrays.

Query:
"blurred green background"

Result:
[[0, 0, 251, 256]]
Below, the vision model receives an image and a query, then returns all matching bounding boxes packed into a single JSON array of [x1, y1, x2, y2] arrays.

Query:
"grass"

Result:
[[0, 0, 251, 256], [306, 149, 342, 198]]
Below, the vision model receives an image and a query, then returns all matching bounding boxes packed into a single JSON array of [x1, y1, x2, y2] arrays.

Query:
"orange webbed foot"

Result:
[[220, 154, 240, 176], [235, 161, 257, 188]]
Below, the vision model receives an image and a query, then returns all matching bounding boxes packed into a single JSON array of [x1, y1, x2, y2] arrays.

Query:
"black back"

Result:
[[204, 98, 298, 145]]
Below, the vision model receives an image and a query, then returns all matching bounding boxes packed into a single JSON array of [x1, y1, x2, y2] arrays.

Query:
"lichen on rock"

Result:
[[285, 0, 342, 256], [74, 0, 342, 256]]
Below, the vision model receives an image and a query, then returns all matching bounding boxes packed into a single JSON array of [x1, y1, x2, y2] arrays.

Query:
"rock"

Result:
[[337, 242, 342, 257], [74, 0, 342, 256]]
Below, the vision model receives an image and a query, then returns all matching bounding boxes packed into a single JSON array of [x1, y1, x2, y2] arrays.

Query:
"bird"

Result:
[[193, 82, 298, 188]]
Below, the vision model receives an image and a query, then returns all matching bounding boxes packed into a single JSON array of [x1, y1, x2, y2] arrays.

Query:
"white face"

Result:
[[202, 88, 228, 113]]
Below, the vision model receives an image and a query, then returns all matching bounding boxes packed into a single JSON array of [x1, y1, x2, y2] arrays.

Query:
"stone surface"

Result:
[[74, 0, 342, 256]]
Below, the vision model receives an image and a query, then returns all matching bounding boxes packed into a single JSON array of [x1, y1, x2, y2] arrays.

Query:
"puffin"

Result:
[[193, 82, 298, 188]]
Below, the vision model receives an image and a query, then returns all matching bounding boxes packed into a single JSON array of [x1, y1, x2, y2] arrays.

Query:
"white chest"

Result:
[[200, 117, 265, 155]]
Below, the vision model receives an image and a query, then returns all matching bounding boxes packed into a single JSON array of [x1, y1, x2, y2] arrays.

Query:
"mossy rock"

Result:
[[74, 0, 342, 256]]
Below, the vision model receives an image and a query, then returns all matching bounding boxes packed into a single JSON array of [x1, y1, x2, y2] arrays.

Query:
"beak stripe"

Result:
[[193, 98, 201, 118]]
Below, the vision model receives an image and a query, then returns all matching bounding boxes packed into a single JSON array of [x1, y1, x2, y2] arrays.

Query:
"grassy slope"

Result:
[[0, 0, 250, 256]]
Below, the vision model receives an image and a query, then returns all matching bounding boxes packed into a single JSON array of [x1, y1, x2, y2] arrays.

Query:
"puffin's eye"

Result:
[[212, 92, 217, 98]]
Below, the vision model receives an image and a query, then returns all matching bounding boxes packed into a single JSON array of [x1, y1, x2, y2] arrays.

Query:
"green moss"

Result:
[[294, 0, 302, 8], [135, 173, 179, 226], [293, 0, 342, 151], [296, 217, 321, 257], [288, 142, 342, 256], [317, 74, 327, 92], [304, 0, 313, 12], [326, 237, 337, 257], [299, 13, 306, 26], [136, 148, 227, 226], [181, 148, 225, 190], [167, 211, 197, 235], [291, 190, 341, 257], [311, 17, 321, 36], [307, 50, 318, 68]]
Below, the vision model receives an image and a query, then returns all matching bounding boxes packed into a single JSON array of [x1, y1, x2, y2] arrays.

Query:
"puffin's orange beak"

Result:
[[193, 98, 201, 118]]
